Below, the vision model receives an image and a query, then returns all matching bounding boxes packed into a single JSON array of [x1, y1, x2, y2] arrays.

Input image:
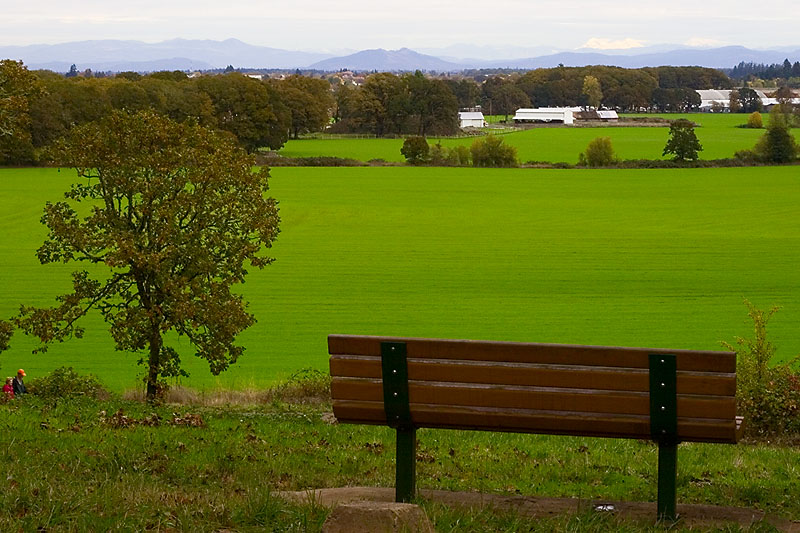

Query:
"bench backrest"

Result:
[[329, 335, 742, 444]]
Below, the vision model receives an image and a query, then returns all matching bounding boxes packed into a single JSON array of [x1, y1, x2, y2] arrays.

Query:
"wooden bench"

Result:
[[328, 334, 743, 521]]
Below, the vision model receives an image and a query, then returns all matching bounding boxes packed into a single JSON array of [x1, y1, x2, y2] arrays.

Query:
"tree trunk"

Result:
[[146, 327, 162, 401]]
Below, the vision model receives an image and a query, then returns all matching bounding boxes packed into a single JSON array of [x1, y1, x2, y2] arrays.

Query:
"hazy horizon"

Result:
[[2, 0, 799, 56]]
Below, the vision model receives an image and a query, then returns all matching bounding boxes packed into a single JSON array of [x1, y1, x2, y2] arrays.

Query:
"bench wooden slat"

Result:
[[332, 400, 740, 443], [328, 334, 742, 517], [328, 335, 736, 373], [332, 377, 736, 420], [330, 355, 736, 396]]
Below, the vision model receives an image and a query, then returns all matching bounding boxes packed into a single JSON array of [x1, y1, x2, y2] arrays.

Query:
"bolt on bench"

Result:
[[328, 334, 743, 521]]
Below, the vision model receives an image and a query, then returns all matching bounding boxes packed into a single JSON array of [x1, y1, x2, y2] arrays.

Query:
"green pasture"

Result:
[[279, 112, 789, 163], [2, 165, 800, 392]]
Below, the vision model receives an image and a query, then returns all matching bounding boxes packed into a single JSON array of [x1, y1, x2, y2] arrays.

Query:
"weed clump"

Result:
[[722, 300, 800, 438], [27, 366, 110, 400]]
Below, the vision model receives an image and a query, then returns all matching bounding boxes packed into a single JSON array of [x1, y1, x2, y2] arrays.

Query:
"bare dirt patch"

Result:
[[279, 487, 800, 531]]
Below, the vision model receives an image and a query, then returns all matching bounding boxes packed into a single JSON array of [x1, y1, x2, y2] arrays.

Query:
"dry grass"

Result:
[[122, 368, 332, 407]]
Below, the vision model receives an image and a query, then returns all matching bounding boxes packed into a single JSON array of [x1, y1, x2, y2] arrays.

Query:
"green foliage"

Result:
[[737, 87, 763, 113], [257, 154, 366, 167], [266, 368, 331, 404], [752, 107, 799, 163], [662, 119, 703, 161], [470, 135, 518, 167], [333, 71, 459, 136], [427, 142, 471, 167], [400, 135, 430, 165], [271, 74, 334, 139], [722, 301, 800, 438], [14, 111, 280, 399], [582, 75, 603, 108], [746, 111, 763, 129], [27, 366, 109, 399], [195, 73, 288, 151], [0, 319, 12, 353], [446, 145, 471, 167], [582, 137, 617, 167], [0, 59, 45, 165]]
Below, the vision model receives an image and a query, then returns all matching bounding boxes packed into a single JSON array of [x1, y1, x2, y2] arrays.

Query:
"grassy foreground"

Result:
[[2, 165, 800, 391], [1, 394, 798, 531]]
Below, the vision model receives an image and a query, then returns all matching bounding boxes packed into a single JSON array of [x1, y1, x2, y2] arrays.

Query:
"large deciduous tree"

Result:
[[15, 110, 280, 399], [195, 73, 288, 151], [662, 119, 703, 161], [272, 75, 334, 139]]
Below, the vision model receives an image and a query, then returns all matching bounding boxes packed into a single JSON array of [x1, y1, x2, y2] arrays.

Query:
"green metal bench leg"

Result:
[[395, 427, 416, 502], [657, 441, 678, 521]]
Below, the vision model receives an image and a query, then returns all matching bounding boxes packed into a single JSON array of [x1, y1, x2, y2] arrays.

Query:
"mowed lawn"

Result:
[[2, 165, 799, 391], [279, 112, 787, 163]]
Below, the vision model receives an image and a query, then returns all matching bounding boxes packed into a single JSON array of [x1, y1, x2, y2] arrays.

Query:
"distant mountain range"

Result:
[[2, 38, 799, 73]]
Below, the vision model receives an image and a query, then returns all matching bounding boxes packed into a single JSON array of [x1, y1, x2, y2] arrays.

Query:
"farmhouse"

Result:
[[513, 107, 580, 125], [458, 111, 487, 128]]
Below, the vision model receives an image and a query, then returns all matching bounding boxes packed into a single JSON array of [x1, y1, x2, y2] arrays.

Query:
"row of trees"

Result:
[[331, 65, 736, 133], [332, 71, 460, 136], [477, 65, 732, 117], [729, 59, 800, 81], [6, 58, 794, 166], [1, 60, 334, 165]]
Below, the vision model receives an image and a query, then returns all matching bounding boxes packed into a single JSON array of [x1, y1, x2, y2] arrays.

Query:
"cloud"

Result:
[[684, 37, 725, 47], [579, 38, 645, 50]]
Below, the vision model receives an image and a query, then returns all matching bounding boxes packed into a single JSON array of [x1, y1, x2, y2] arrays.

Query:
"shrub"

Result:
[[446, 145, 471, 167], [582, 137, 617, 167], [400, 136, 430, 165], [470, 135, 518, 168], [753, 108, 799, 163], [722, 301, 800, 438], [428, 143, 471, 167], [746, 112, 763, 129], [27, 366, 110, 400], [428, 142, 448, 166], [256, 154, 367, 167], [266, 368, 331, 404]]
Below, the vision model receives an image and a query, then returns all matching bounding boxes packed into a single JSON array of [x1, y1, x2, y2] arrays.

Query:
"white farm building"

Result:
[[458, 111, 487, 128], [695, 89, 800, 111], [513, 107, 581, 125]]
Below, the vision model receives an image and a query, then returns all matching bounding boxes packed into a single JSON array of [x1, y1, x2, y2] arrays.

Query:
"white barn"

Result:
[[513, 107, 581, 125], [458, 111, 487, 128], [694, 89, 798, 111]]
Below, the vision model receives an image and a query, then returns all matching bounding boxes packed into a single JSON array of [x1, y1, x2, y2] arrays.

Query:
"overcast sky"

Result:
[[1, 0, 798, 52]]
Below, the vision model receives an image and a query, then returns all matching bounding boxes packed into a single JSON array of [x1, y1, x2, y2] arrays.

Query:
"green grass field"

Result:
[[2, 165, 800, 391], [279, 112, 790, 164]]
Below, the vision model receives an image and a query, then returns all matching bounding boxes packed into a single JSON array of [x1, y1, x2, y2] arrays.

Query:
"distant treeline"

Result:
[[727, 59, 800, 83], [1, 63, 337, 165], [0, 59, 760, 166]]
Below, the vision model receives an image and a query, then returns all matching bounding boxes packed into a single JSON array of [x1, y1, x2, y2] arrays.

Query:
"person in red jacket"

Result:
[[2, 377, 13, 399]]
